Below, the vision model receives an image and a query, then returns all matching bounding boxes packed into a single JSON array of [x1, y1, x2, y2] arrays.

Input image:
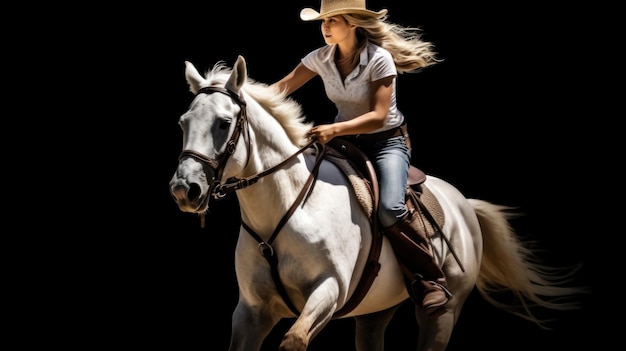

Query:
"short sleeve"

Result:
[[370, 49, 397, 82]]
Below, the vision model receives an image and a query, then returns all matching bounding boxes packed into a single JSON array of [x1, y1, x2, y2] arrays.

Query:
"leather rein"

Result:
[[178, 86, 325, 316]]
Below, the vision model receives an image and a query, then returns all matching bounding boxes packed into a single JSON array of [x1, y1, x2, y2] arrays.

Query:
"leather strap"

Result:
[[241, 143, 327, 316]]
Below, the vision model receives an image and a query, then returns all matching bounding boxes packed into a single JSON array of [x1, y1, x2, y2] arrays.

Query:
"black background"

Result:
[[83, 1, 604, 349]]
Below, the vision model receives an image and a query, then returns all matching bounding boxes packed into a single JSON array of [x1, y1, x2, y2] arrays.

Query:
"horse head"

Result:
[[169, 56, 249, 213]]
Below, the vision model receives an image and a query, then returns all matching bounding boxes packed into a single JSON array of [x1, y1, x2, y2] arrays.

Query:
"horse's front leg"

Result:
[[279, 277, 340, 351], [228, 300, 281, 351]]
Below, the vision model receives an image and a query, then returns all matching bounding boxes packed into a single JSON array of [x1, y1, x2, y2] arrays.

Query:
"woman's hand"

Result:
[[307, 124, 337, 144]]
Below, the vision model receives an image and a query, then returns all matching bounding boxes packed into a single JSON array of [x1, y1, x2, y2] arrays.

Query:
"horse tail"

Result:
[[468, 198, 587, 329]]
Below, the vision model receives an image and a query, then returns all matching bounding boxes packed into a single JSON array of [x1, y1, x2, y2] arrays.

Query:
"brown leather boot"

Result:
[[384, 209, 451, 317]]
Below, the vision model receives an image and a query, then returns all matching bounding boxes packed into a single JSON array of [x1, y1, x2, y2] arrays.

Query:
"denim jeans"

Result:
[[359, 135, 411, 228]]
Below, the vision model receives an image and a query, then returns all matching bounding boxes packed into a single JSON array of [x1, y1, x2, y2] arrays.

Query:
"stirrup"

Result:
[[422, 283, 450, 318], [413, 274, 453, 300], [424, 280, 452, 299], [408, 279, 452, 317]]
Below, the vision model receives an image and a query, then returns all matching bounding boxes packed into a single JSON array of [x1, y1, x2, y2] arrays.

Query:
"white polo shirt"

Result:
[[301, 41, 404, 133]]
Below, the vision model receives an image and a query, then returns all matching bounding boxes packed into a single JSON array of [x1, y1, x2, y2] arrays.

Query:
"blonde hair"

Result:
[[343, 13, 441, 73]]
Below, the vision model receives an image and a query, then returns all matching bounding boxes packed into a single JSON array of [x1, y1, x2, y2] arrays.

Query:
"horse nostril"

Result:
[[170, 186, 187, 202], [187, 183, 202, 201]]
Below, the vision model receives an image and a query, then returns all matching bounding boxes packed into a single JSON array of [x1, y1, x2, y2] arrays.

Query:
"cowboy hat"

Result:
[[300, 0, 388, 21]]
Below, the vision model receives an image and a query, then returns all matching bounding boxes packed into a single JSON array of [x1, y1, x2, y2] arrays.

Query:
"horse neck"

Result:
[[234, 112, 313, 236]]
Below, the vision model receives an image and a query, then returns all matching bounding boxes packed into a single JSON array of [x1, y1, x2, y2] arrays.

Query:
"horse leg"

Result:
[[354, 303, 401, 351], [279, 278, 340, 351], [414, 307, 456, 351], [228, 301, 280, 351]]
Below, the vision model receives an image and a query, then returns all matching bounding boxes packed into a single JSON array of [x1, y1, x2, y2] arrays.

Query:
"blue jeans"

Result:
[[359, 135, 411, 228]]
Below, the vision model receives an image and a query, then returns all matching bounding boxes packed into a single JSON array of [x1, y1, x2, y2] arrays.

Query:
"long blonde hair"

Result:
[[343, 13, 441, 73]]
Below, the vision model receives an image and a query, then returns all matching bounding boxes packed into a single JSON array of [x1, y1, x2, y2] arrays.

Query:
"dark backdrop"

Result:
[[96, 1, 602, 350]]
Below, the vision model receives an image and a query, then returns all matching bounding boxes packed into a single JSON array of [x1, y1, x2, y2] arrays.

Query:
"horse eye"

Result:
[[219, 120, 231, 130]]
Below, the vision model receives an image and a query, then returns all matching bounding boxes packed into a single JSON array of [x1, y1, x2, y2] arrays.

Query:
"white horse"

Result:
[[169, 55, 584, 351]]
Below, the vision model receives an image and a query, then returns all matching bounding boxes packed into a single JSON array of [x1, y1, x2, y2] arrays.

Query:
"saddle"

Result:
[[322, 138, 446, 318], [324, 138, 445, 237]]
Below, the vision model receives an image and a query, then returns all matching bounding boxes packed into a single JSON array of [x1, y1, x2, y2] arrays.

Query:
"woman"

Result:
[[271, 0, 451, 317]]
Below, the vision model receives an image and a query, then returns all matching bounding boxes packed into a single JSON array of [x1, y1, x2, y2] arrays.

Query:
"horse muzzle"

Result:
[[169, 161, 214, 213], [169, 182, 211, 213]]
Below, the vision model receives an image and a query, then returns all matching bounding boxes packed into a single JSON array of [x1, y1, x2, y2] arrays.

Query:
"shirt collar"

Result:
[[322, 42, 371, 66]]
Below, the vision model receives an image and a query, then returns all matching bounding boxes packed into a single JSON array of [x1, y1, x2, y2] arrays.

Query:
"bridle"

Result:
[[179, 85, 317, 201], [178, 86, 250, 201]]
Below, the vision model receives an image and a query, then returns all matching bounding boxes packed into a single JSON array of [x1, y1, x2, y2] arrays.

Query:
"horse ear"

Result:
[[225, 55, 247, 94], [185, 61, 204, 94]]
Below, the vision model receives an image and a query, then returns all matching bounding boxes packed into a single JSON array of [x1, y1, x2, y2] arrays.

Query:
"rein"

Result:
[[214, 139, 317, 197]]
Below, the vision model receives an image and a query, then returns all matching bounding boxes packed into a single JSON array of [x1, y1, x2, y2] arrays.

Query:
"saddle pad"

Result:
[[325, 154, 374, 218], [409, 184, 445, 237]]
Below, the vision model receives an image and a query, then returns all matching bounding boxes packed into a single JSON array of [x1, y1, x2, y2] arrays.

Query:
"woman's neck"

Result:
[[335, 44, 358, 80], [336, 39, 357, 58]]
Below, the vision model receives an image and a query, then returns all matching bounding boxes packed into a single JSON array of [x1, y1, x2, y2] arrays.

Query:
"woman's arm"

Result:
[[271, 63, 317, 96]]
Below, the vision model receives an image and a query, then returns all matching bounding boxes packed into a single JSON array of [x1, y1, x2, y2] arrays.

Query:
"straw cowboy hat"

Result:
[[300, 0, 388, 21]]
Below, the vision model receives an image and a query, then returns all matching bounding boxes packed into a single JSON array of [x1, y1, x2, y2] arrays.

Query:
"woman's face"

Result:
[[320, 16, 355, 45]]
